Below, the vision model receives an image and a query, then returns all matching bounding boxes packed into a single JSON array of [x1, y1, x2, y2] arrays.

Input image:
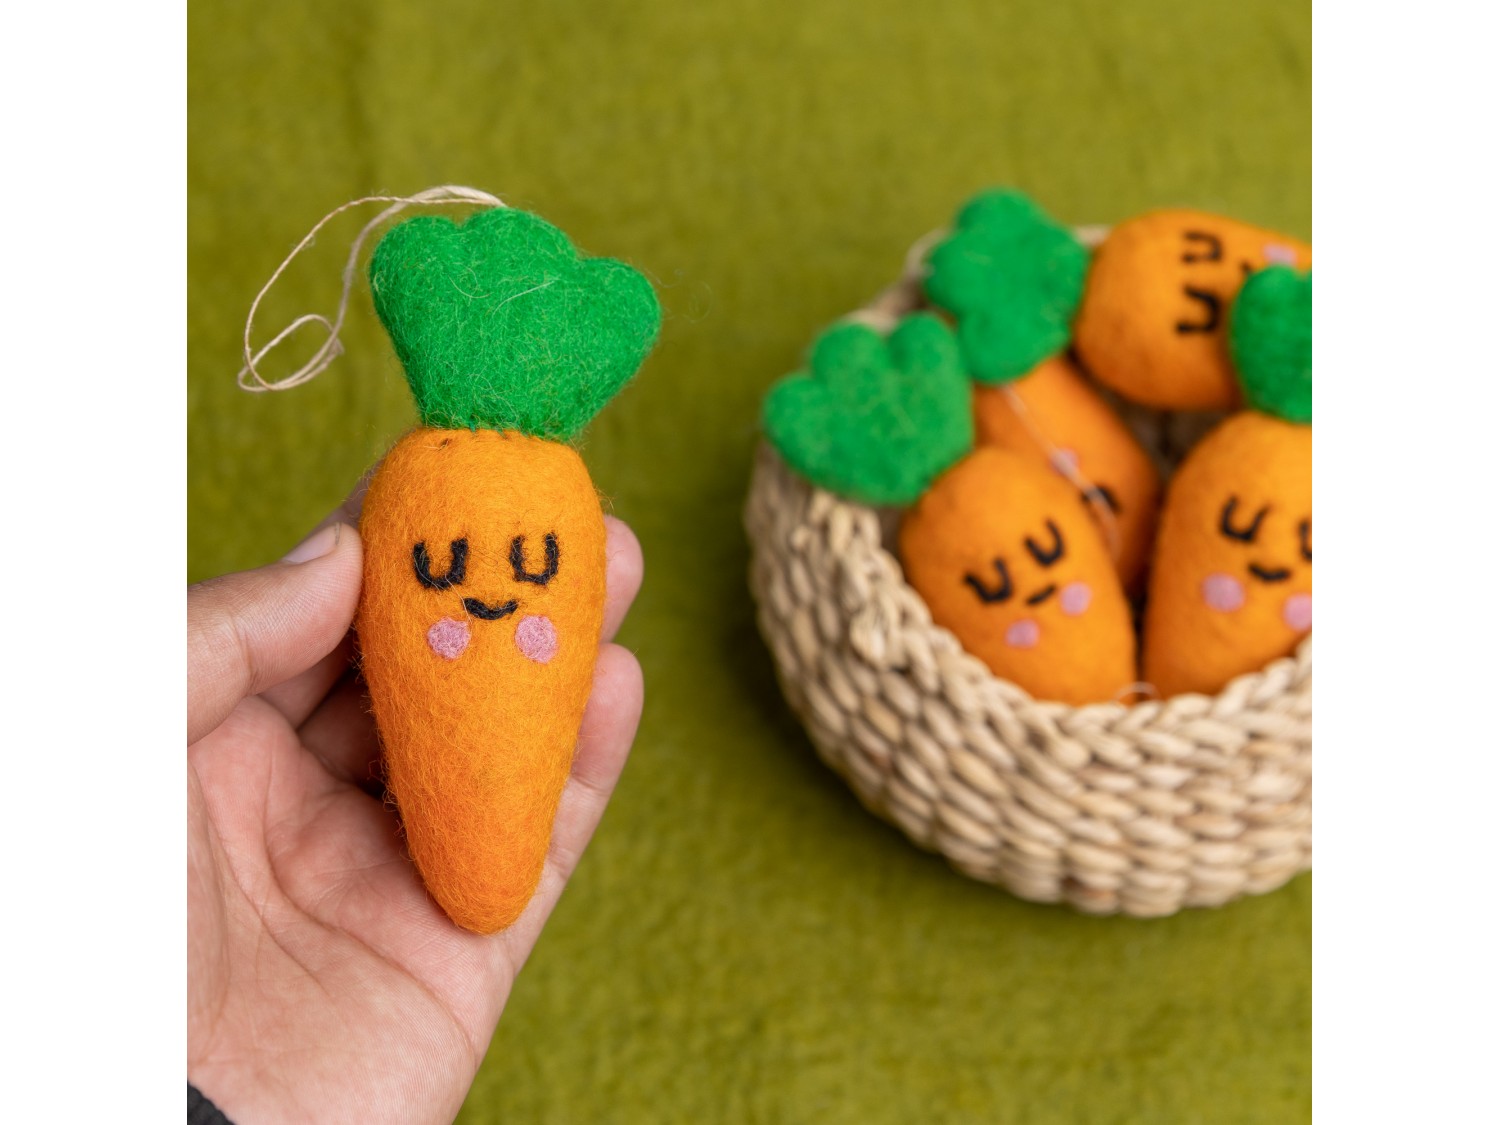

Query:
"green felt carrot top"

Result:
[[761, 313, 974, 506], [369, 207, 661, 441], [1229, 266, 1312, 425], [924, 188, 1089, 385]]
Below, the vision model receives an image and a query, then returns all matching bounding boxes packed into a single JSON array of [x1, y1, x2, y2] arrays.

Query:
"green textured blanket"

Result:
[[189, 1, 1310, 1119]]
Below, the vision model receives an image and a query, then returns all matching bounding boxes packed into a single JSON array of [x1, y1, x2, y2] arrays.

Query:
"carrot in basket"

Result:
[[1142, 267, 1311, 697], [1073, 209, 1311, 410], [924, 191, 1162, 590], [762, 315, 1136, 705], [357, 206, 659, 933], [900, 446, 1137, 705]]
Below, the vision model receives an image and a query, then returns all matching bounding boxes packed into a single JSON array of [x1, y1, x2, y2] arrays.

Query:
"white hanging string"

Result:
[[999, 383, 1124, 564], [236, 185, 506, 392], [900, 226, 947, 284], [841, 228, 949, 333]]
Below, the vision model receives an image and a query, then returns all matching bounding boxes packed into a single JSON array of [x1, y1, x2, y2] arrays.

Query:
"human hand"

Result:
[[187, 489, 645, 1125]]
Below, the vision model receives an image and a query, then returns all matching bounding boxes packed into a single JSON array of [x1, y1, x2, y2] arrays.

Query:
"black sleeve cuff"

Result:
[[188, 1083, 235, 1125]]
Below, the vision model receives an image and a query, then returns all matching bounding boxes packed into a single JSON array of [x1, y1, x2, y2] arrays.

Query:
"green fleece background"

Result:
[[189, 2, 1310, 1120]]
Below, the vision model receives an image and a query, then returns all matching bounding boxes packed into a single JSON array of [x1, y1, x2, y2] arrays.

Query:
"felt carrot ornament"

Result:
[[1075, 209, 1311, 410], [351, 205, 659, 933], [1142, 267, 1311, 698], [924, 191, 1162, 590], [763, 314, 1136, 705], [900, 445, 1138, 705]]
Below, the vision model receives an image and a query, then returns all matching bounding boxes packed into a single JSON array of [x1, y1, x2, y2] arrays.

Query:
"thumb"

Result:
[[188, 522, 363, 746]]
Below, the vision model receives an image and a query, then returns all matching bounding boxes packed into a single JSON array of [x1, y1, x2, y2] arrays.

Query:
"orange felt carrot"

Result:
[[1142, 267, 1311, 697], [971, 354, 1161, 591], [1073, 209, 1311, 410], [900, 446, 1137, 706], [924, 192, 1162, 589], [356, 206, 659, 933]]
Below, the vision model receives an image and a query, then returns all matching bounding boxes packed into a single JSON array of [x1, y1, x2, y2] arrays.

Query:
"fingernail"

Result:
[[282, 523, 341, 564]]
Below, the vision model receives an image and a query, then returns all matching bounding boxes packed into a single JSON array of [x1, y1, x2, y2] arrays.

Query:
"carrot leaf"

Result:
[[763, 314, 973, 506], [369, 208, 660, 439], [924, 189, 1089, 384], [1230, 266, 1312, 424]]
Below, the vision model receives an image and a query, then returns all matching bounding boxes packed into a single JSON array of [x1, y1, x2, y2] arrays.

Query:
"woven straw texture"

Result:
[[746, 281, 1312, 917]]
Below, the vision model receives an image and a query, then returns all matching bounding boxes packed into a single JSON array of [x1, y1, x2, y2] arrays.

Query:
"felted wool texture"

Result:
[[1230, 266, 1313, 424], [1073, 210, 1312, 411], [1142, 412, 1311, 698], [358, 428, 606, 934], [972, 353, 1162, 592], [899, 446, 1136, 705], [925, 189, 1091, 384], [762, 314, 973, 506], [369, 208, 661, 441]]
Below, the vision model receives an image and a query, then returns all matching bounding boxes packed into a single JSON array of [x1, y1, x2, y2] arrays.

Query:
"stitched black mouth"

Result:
[[462, 597, 519, 620], [1248, 564, 1292, 584], [1025, 584, 1058, 606]]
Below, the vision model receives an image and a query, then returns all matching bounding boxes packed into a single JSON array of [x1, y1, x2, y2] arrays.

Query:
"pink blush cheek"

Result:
[[427, 617, 471, 660], [1059, 581, 1091, 617], [515, 615, 558, 664], [1264, 242, 1298, 265], [1202, 573, 1246, 613], [1283, 592, 1312, 632], [1005, 619, 1041, 650]]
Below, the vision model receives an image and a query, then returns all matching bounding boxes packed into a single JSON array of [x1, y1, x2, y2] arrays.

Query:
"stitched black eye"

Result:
[[1025, 520, 1065, 567], [964, 559, 1013, 605], [511, 533, 560, 586], [1298, 519, 1312, 563], [1175, 287, 1222, 334], [413, 539, 467, 590], [1181, 230, 1223, 263], [1219, 497, 1267, 544]]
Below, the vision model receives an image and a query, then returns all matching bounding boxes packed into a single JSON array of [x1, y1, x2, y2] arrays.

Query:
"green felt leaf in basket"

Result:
[[924, 188, 1090, 385], [762, 313, 973, 506], [369, 207, 660, 440], [1229, 266, 1312, 425]]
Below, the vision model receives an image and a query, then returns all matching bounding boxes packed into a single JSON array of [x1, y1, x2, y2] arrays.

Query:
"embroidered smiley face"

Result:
[[961, 517, 1096, 650], [1143, 412, 1312, 697], [899, 447, 1137, 705], [1074, 210, 1312, 411], [356, 428, 606, 702], [1201, 497, 1312, 632], [414, 533, 562, 663]]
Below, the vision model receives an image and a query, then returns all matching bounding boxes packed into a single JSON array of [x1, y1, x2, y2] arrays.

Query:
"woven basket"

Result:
[[744, 279, 1311, 918]]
